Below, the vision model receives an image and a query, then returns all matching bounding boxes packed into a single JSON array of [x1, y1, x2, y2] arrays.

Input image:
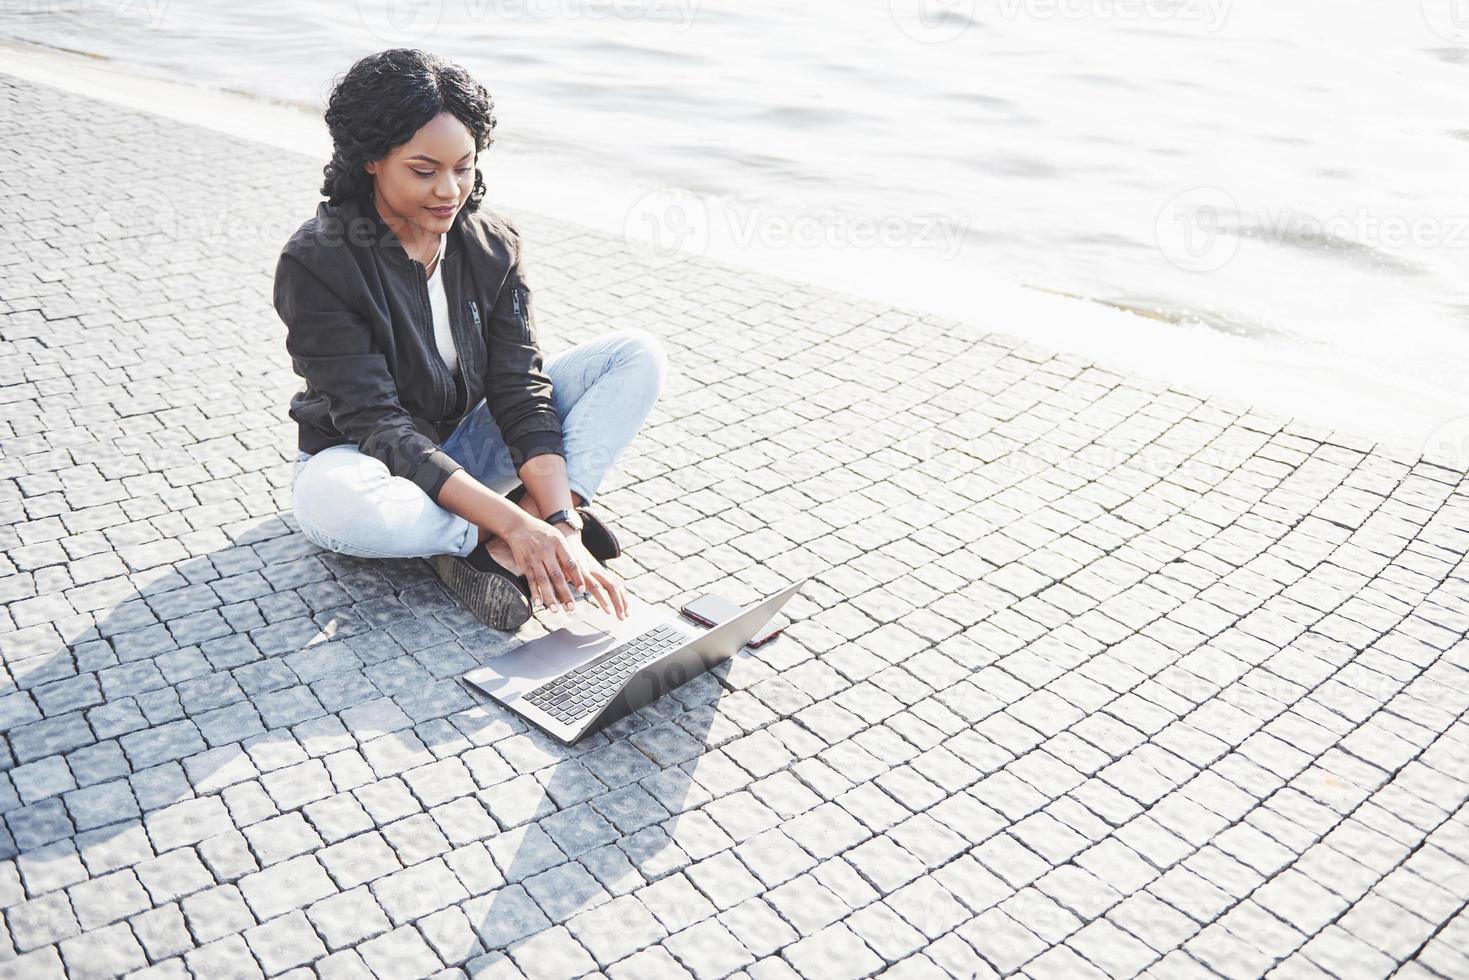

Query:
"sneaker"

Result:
[[431, 541, 533, 631], [505, 484, 622, 565]]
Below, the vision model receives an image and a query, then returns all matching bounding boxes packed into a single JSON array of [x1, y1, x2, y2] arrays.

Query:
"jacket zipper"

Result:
[[414, 260, 453, 419], [443, 264, 470, 419], [511, 285, 529, 339]]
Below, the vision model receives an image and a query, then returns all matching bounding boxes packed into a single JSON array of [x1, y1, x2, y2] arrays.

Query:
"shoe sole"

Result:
[[431, 553, 532, 631]]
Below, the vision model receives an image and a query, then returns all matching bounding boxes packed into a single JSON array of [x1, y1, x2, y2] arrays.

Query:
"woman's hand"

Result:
[[498, 517, 629, 619], [560, 534, 630, 620]]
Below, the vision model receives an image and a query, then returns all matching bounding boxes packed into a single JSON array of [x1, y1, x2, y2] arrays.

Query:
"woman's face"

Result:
[[365, 111, 477, 250]]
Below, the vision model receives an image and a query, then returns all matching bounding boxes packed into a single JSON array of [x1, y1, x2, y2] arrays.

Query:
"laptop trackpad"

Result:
[[461, 623, 614, 700], [461, 596, 674, 703]]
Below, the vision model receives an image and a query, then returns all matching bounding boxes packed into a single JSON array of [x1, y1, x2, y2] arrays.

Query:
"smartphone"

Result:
[[679, 594, 785, 647]]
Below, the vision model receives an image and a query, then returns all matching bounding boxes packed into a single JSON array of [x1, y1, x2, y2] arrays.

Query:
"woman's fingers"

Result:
[[580, 568, 613, 617], [542, 559, 577, 611], [592, 566, 629, 619]]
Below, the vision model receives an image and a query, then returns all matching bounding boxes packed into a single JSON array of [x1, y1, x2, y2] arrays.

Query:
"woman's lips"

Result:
[[427, 205, 455, 216]]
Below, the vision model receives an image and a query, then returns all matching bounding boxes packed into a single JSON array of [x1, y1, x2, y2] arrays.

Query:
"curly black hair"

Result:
[[321, 48, 496, 211]]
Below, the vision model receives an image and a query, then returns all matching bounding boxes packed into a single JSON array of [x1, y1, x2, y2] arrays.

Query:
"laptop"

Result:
[[461, 578, 808, 745]]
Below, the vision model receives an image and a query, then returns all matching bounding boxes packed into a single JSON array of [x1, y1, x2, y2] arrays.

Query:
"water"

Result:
[[5, 1, 1467, 447]]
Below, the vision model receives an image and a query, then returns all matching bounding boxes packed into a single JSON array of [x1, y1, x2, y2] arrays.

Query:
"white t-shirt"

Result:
[[426, 232, 459, 377]]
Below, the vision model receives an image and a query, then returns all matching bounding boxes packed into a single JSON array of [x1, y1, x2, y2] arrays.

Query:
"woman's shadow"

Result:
[[0, 517, 739, 968]]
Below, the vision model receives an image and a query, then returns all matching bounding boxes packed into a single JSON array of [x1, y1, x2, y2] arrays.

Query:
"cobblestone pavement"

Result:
[[3, 72, 1469, 980]]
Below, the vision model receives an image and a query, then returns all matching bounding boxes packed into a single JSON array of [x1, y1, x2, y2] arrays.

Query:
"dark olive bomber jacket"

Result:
[[273, 194, 564, 505]]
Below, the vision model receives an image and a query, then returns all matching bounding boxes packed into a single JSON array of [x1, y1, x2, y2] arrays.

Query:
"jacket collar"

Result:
[[325, 193, 464, 267]]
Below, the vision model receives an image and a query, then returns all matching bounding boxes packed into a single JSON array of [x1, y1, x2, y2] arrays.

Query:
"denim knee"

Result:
[[612, 327, 668, 404], [292, 447, 467, 559]]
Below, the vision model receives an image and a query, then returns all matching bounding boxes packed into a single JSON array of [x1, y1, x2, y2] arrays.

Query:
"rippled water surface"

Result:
[[6, 1, 1467, 440]]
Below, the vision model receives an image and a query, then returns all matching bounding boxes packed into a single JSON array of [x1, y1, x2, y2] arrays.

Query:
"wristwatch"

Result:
[[544, 508, 584, 533]]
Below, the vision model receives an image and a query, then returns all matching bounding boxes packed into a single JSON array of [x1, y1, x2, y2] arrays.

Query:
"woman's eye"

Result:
[[413, 170, 434, 178], [456, 167, 471, 175]]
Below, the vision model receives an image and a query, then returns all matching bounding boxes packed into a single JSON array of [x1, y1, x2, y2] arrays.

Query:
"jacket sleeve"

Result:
[[482, 220, 566, 470], [275, 251, 465, 503]]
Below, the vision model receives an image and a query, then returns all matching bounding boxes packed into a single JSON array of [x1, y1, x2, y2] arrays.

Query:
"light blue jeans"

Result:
[[291, 328, 667, 560]]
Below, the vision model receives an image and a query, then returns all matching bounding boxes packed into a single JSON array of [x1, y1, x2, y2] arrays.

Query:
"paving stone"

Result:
[[507, 924, 598, 980], [6, 889, 81, 951], [68, 869, 151, 930], [466, 884, 551, 949], [566, 893, 669, 965], [239, 855, 338, 921], [307, 885, 393, 950], [371, 857, 470, 925], [58, 920, 148, 980], [131, 902, 195, 962], [523, 860, 612, 924], [781, 922, 884, 979], [357, 924, 444, 979], [186, 935, 266, 980], [244, 909, 328, 975], [318, 832, 402, 890], [145, 796, 233, 852], [136, 848, 215, 904], [182, 884, 258, 944]]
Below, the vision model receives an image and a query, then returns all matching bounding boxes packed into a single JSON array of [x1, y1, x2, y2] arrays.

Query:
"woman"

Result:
[[275, 49, 666, 632]]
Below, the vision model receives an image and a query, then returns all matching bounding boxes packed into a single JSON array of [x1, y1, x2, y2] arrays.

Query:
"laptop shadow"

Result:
[[451, 657, 732, 965]]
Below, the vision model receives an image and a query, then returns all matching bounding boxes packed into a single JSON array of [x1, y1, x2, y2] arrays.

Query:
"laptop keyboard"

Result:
[[521, 624, 687, 726]]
